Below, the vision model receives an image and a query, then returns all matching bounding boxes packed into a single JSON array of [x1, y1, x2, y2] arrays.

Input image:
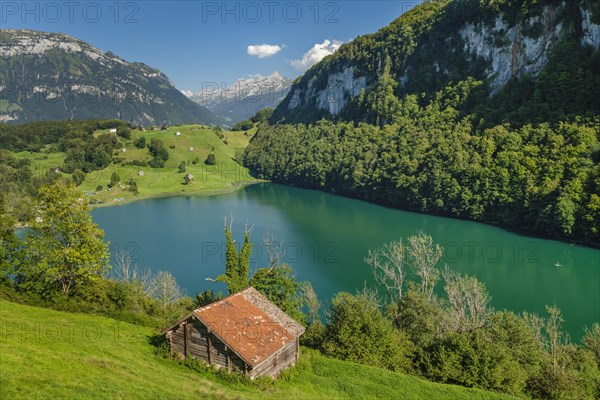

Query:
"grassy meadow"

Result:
[[11, 125, 259, 207], [0, 300, 515, 400]]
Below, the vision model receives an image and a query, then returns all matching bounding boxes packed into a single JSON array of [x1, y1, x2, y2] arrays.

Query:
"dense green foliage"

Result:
[[249, 264, 305, 324], [232, 108, 274, 131], [18, 182, 110, 296], [0, 119, 129, 221], [147, 138, 170, 168], [245, 81, 600, 244], [303, 236, 600, 398], [0, 119, 127, 152], [0, 187, 192, 328], [232, 119, 255, 131], [252, 0, 600, 244], [204, 153, 217, 165], [135, 136, 146, 149], [216, 223, 253, 293], [320, 291, 413, 371]]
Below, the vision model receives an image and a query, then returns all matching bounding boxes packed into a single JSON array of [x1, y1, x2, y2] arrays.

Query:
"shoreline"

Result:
[[13, 180, 266, 229], [267, 182, 600, 250], [88, 179, 266, 210], [16, 178, 598, 250]]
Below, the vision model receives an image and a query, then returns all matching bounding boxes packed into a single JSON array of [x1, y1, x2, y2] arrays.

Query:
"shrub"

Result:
[[321, 291, 414, 372], [72, 169, 85, 186], [116, 127, 131, 139], [204, 153, 217, 165], [109, 171, 120, 187], [232, 120, 254, 131], [135, 137, 146, 149]]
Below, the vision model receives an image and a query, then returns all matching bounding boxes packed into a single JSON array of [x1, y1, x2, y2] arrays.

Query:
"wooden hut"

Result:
[[162, 287, 305, 379]]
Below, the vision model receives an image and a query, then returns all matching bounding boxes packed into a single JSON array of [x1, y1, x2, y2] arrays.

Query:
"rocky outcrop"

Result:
[[287, 67, 367, 115], [459, 5, 567, 93], [274, 1, 600, 122], [581, 6, 600, 48]]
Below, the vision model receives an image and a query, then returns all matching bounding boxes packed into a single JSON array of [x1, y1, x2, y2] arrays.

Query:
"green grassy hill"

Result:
[[0, 300, 515, 399], [12, 125, 258, 207]]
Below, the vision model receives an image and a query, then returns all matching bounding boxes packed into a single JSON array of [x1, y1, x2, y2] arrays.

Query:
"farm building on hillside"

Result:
[[162, 287, 305, 379]]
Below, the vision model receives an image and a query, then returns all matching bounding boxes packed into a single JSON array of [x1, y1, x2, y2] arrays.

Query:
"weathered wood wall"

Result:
[[249, 338, 298, 379], [167, 319, 246, 372]]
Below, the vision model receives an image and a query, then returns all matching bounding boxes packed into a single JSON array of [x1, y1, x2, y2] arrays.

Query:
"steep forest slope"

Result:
[[245, 0, 600, 245]]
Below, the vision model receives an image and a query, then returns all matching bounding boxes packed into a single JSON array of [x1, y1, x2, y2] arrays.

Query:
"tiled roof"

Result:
[[193, 287, 304, 367]]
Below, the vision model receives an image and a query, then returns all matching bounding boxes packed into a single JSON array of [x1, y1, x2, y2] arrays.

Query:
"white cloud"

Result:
[[247, 44, 283, 58], [180, 89, 193, 97], [290, 39, 343, 71]]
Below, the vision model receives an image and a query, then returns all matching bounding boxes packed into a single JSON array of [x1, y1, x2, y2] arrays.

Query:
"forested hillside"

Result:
[[244, 0, 600, 245]]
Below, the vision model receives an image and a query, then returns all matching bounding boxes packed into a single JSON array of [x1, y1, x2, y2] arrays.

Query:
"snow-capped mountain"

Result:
[[190, 72, 293, 123]]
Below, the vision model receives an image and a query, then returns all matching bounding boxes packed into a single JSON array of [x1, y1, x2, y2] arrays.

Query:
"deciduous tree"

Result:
[[22, 182, 110, 295]]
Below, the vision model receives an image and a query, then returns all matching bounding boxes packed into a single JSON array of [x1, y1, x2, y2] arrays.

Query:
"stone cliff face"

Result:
[[287, 67, 367, 115], [275, 1, 600, 122], [459, 5, 565, 93], [581, 6, 600, 48], [0, 29, 223, 126]]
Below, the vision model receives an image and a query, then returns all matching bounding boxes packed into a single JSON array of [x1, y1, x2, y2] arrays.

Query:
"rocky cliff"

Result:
[[273, 0, 600, 123]]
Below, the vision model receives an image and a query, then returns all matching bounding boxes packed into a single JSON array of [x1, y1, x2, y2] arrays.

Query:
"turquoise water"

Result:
[[91, 183, 600, 339]]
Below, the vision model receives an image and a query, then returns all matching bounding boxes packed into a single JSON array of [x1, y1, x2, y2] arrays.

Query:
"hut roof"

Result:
[[164, 287, 304, 367]]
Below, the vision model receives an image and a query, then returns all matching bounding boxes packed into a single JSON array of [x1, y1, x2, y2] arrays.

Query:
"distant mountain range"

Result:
[[190, 72, 293, 123], [0, 29, 224, 126]]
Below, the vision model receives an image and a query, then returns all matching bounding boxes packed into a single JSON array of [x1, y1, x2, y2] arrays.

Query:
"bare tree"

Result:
[[300, 282, 321, 324], [112, 248, 133, 282], [112, 248, 152, 295], [407, 232, 443, 300], [583, 323, 600, 365], [263, 230, 284, 272], [524, 305, 570, 373], [149, 270, 183, 309], [356, 283, 381, 308], [365, 240, 406, 302], [442, 267, 492, 333], [523, 311, 546, 346], [545, 305, 565, 374]]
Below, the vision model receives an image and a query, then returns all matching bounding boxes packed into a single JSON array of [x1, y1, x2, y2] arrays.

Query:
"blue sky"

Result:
[[2, 1, 421, 92]]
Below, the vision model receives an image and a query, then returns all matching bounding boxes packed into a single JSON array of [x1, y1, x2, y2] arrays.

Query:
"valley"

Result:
[[1, 0, 600, 399]]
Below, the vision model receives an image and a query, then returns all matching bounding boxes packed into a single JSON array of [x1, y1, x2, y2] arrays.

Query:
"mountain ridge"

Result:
[[0, 29, 224, 126], [191, 71, 292, 124], [272, 0, 600, 124]]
